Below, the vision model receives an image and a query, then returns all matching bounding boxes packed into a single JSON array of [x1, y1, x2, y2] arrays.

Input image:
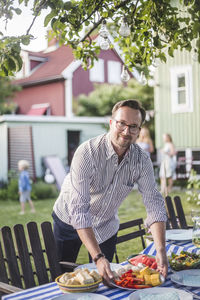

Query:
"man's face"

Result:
[[109, 106, 142, 153]]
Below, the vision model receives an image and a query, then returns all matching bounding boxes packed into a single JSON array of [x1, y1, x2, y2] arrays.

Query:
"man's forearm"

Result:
[[150, 221, 166, 251], [77, 227, 102, 260]]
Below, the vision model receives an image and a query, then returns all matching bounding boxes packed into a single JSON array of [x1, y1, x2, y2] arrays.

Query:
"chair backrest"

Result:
[[165, 196, 189, 229], [0, 221, 62, 290], [115, 218, 146, 263]]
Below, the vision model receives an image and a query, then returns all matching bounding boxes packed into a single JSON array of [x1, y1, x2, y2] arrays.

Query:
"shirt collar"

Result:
[[105, 133, 132, 162]]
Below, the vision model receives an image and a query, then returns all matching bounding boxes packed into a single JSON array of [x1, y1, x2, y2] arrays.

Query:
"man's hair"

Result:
[[112, 99, 146, 124]]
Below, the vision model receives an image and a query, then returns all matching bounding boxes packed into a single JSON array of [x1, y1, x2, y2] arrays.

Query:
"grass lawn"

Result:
[[0, 188, 197, 264]]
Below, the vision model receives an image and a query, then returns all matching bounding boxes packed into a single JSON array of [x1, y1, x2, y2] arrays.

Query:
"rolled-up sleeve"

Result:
[[68, 143, 93, 229], [137, 156, 168, 227]]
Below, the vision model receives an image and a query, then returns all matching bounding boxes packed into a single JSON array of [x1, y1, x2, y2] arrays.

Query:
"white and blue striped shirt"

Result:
[[53, 133, 167, 244]]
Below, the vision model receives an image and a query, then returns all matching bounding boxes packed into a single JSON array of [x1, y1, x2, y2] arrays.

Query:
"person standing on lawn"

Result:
[[18, 160, 35, 215], [52, 99, 168, 284]]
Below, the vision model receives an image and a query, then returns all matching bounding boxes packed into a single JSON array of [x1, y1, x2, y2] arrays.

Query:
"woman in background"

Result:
[[136, 127, 154, 156], [159, 133, 176, 196]]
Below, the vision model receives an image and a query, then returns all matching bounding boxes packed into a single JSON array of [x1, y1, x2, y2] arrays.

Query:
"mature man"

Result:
[[52, 99, 168, 283]]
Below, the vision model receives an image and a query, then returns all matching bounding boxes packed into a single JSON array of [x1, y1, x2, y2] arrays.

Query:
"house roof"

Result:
[[13, 45, 75, 86]]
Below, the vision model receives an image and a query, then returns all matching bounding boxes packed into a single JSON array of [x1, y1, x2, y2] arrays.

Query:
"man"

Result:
[[52, 99, 168, 283]]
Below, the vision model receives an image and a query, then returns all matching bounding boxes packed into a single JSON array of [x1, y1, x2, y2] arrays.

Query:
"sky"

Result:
[[0, 1, 49, 52]]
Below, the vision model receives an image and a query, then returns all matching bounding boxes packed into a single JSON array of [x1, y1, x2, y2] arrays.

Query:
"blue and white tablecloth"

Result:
[[2, 241, 200, 300]]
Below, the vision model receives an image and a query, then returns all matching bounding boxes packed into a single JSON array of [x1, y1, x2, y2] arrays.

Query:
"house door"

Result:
[[67, 131, 80, 166]]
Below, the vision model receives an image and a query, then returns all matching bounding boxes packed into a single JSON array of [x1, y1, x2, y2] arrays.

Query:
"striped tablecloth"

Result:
[[2, 241, 200, 300]]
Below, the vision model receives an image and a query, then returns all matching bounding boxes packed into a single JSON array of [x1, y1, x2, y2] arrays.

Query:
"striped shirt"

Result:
[[53, 133, 167, 244]]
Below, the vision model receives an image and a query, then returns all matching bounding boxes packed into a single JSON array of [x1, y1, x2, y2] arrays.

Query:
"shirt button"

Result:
[[114, 164, 117, 167]]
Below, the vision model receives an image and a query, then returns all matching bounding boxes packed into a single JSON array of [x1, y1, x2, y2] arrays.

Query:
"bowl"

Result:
[[55, 274, 102, 293]]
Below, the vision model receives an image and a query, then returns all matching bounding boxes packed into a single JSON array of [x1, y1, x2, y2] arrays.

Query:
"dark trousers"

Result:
[[52, 211, 117, 264]]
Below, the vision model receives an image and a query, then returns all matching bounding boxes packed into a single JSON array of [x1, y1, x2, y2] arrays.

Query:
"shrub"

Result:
[[32, 181, 58, 200], [0, 189, 8, 201], [7, 178, 19, 201], [186, 169, 200, 205]]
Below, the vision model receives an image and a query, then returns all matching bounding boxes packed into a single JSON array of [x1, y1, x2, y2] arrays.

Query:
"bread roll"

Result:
[[66, 277, 81, 285], [75, 270, 94, 284], [89, 270, 101, 281], [59, 272, 73, 283]]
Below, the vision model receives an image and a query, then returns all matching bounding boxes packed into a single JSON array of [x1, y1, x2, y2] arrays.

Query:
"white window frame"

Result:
[[89, 59, 104, 82], [107, 60, 122, 84], [170, 65, 193, 113]]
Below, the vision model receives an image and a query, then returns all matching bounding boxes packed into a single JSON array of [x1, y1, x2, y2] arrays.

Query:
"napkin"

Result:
[[139, 290, 180, 300], [182, 274, 200, 286]]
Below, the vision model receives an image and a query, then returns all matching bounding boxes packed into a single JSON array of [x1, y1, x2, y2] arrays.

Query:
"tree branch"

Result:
[[80, 0, 133, 42], [26, 0, 47, 35]]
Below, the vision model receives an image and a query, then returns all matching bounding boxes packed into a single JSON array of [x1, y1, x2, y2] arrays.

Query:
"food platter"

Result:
[[111, 254, 164, 290], [55, 268, 102, 293], [165, 229, 193, 241], [128, 287, 193, 300]]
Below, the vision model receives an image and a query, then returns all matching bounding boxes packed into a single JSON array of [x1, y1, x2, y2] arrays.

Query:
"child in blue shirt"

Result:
[[18, 160, 35, 215]]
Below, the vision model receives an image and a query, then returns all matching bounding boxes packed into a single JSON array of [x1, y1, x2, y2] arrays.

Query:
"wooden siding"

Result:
[[154, 48, 200, 150], [8, 127, 36, 179]]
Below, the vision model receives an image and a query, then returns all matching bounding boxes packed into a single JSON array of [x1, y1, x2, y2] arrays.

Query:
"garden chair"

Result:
[[114, 218, 146, 263], [0, 221, 78, 296], [165, 195, 191, 229]]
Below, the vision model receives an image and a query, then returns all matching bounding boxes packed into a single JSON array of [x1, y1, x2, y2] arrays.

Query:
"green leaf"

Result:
[[21, 36, 30, 45], [44, 10, 57, 27], [14, 8, 22, 15]]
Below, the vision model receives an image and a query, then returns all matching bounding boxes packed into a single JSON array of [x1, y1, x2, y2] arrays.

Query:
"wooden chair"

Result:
[[0, 221, 78, 296], [165, 196, 191, 229], [114, 218, 146, 263]]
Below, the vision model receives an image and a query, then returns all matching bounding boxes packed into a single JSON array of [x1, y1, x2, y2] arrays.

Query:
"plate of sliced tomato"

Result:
[[127, 254, 157, 270]]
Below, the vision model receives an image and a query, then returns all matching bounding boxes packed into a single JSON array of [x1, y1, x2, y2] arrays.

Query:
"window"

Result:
[[89, 59, 104, 82], [107, 60, 122, 84], [170, 65, 193, 113]]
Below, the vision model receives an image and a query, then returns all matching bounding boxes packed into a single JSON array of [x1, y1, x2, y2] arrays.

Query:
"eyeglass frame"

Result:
[[113, 119, 141, 134]]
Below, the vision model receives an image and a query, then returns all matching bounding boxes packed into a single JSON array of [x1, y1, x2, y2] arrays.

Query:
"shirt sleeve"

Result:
[[68, 142, 93, 229], [137, 155, 168, 228], [18, 173, 26, 192]]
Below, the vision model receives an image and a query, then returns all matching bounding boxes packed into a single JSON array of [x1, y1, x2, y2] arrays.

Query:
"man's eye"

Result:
[[119, 121, 126, 126], [130, 124, 138, 129]]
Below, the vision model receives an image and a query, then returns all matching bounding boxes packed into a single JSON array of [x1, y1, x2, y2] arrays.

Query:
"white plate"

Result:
[[75, 262, 122, 272], [52, 293, 109, 300], [128, 287, 193, 300], [166, 229, 193, 241], [111, 274, 165, 291], [171, 269, 200, 287]]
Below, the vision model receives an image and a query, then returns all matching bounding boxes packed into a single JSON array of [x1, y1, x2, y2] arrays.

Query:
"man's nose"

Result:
[[122, 125, 130, 134]]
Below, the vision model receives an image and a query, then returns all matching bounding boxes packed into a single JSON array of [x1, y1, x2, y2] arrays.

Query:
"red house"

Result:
[[12, 37, 134, 117]]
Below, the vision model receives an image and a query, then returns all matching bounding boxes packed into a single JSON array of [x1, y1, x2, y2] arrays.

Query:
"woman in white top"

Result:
[[159, 133, 176, 196], [136, 127, 154, 156]]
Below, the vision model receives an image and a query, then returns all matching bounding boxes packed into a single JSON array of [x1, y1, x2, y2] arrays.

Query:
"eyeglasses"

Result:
[[114, 119, 141, 134]]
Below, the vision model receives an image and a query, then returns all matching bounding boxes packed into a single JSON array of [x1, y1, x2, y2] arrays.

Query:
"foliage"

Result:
[[76, 78, 154, 135], [0, 175, 58, 201], [0, 77, 21, 115], [186, 169, 200, 205], [32, 181, 58, 200], [77, 79, 153, 115], [1, 0, 200, 76]]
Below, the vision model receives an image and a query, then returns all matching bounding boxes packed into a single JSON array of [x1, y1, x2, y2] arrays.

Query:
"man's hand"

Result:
[[96, 257, 114, 285], [156, 249, 168, 278]]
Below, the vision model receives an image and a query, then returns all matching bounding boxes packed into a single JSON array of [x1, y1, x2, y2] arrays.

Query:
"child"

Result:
[[18, 160, 35, 215]]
